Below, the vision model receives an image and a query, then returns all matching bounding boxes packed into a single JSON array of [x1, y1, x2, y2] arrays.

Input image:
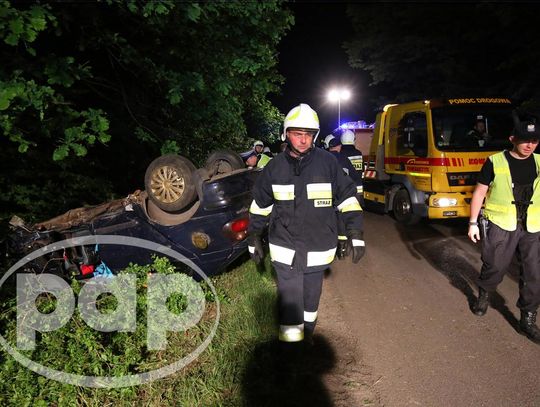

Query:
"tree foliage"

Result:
[[0, 1, 292, 224], [344, 4, 540, 109]]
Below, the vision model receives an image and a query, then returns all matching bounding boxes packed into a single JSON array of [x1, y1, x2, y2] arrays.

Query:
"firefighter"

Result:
[[253, 140, 265, 154], [468, 110, 540, 344], [243, 140, 265, 167], [340, 129, 364, 203], [324, 134, 359, 259], [247, 103, 365, 345]]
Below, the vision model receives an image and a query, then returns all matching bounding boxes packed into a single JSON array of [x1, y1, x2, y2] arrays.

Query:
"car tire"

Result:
[[392, 189, 421, 225], [205, 149, 245, 177], [146, 198, 200, 226], [144, 154, 197, 212]]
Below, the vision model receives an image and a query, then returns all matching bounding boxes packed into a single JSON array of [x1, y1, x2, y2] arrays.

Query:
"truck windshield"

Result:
[[432, 105, 513, 152]]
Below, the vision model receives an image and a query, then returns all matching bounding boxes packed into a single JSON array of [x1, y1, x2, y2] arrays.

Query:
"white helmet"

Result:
[[281, 103, 320, 141], [341, 129, 355, 145], [253, 140, 264, 148], [323, 134, 334, 149]]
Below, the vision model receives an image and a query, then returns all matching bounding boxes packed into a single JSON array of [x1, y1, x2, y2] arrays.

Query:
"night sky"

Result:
[[270, 3, 375, 138]]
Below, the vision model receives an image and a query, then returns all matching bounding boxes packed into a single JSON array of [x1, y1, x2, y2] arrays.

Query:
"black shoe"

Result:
[[519, 311, 540, 344], [472, 288, 489, 316]]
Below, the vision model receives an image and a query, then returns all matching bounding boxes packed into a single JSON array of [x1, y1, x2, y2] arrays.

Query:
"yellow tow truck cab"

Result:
[[363, 98, 514, 224]]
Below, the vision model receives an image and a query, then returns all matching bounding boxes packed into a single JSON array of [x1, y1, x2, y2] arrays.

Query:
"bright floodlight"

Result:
[[327, 88, 351, 102], [328, 89, 339, 102], [340, 89, 351, 100], [327, 87, 352, 128]]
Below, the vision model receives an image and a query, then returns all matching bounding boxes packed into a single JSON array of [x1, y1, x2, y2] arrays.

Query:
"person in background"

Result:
[[253, 140, 264, 155], [340, 129, 364, 203], [256, 147, 273, 168], [468, 110, 540, 344], [468, 117, 491, 147], [243, 140, 265, 167], [324, 133, 360, 259], [247, 103, 365, 348]]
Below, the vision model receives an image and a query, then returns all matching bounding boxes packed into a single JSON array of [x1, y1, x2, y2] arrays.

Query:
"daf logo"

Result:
[[449, 174, 470, 180]]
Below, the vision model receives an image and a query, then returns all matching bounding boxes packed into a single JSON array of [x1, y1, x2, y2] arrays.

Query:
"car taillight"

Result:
[[231, 218, 249, 233], [223, 217, 249, 241]]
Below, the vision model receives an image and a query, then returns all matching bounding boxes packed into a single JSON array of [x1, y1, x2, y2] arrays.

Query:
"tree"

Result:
[[0, 1, 292, 225], [344, 4, 540, 109]]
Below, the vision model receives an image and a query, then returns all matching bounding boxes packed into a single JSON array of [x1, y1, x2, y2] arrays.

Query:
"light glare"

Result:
[[327, 88, 351, 102]]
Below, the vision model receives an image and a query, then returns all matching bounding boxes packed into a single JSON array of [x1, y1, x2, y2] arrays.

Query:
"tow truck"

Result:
[[363, 98, 514, 224]]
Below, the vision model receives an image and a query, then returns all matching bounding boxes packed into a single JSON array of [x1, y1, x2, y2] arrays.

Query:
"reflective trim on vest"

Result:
[[249, 200, 273, 216], [356, 185, 363, 193], [279, 324, 304, 342], [484, 152, 540, 232], [269, 243, 295, 265], [306, 183, 333, 199], [338, 235, 347, 241], [348, 155, 363, 171], [337, 196, 362, 212], [352, 239, 365, 247], [304, 310, 318, 323], [307, 247, 336, 267], [272, 184, 295, 201]]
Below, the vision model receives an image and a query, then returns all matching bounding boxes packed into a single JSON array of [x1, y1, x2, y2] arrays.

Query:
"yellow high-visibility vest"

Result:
[[256, 154, 272, 168], [484, 151, 540, 232]]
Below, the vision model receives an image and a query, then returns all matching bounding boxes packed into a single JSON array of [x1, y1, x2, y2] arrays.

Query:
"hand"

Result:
[[247, 234, 264, 265], [468, 224, 480, 243], [348, 230, 365, 264], [336, 239, 350, 260], [351, 244, 365, 264]]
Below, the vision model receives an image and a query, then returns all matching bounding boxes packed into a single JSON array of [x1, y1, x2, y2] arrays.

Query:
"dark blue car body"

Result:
[[8, 168, 259, 278]]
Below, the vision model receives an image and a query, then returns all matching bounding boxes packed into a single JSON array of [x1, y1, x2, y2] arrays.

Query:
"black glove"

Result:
[[348, 230, 365, 264], [247, 233, 264, 265], [336, 239, 350, 260]]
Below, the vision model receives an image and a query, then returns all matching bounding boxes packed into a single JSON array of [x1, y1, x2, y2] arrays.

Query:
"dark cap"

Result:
[[512, 109, 540, 141]]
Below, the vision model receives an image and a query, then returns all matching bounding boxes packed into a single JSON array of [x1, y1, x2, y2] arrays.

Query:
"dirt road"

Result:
[[316, 212, 540, 407]]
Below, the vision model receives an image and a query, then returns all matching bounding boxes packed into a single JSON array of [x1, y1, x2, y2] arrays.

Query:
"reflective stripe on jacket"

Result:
[[484, 151, 540, 232], [248, 147, 363, 269]]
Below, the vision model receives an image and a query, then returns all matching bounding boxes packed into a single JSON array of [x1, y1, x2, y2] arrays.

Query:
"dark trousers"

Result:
[[274, 261, 325, 338], [479, 222, 540, 312]]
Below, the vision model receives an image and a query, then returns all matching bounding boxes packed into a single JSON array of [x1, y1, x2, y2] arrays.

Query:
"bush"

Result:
[[0, 255, 277, 406]]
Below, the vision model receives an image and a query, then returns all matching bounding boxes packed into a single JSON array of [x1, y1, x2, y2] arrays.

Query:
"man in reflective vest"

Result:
[[248, 103, 365, 345], [468, 110, 540, 344], [256, 147, 273, 168]]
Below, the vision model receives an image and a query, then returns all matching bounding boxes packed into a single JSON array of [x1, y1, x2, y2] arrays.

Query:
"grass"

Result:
[[0, 255, 278, 406]]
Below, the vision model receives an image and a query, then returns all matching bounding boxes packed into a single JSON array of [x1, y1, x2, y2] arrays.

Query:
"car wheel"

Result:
[[392, 189, 421, 225], [205, 149, 244, 176], [146, 198, 200, 226], [144, 154, 197, 212]]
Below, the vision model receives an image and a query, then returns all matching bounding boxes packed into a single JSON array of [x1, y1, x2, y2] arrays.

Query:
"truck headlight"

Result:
[[433, 197, 458, 207]]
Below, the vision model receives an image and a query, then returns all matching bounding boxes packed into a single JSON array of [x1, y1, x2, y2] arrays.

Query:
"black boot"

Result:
[[303, 322, 315, 347], [519, 310, 540, 344], [472, 287, 489, 316]]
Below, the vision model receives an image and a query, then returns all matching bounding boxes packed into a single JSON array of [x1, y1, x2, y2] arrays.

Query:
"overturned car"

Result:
[[7, 150, 258, 279]]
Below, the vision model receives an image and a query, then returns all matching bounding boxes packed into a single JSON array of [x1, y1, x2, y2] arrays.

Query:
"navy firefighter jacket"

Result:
[[248, 147, 363, 269]]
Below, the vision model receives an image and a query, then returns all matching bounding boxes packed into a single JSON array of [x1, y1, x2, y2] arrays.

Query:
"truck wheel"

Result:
[[145, 154, 197, 212], [392, 189, 421, 225], [205, 149, 244, 176]]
